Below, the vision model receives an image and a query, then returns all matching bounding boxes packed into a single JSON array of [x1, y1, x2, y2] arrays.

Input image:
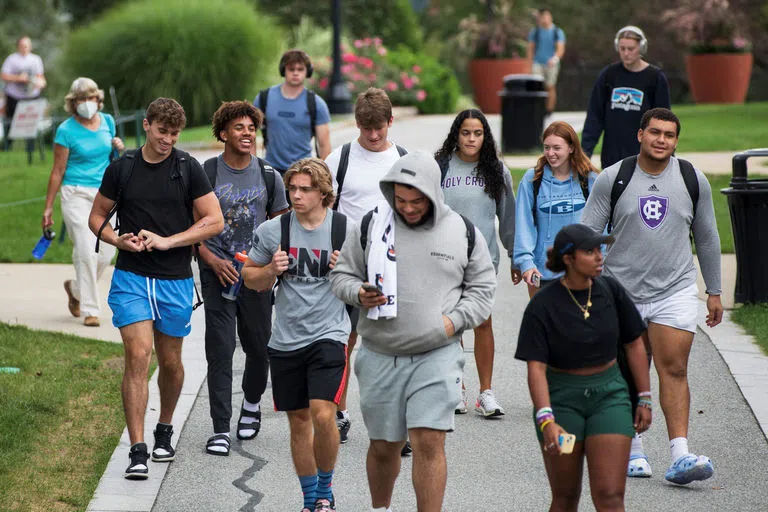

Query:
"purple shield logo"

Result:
[[638, 195, 668, 229]]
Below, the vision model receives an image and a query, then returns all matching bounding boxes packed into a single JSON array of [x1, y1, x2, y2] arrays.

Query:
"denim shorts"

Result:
[[534, 364, 634, 442], [108, 268, 194, 338]]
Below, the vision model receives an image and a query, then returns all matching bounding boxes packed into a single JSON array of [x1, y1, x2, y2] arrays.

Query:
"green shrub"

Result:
[[255, 0, 422, 51], [63, 0, 283, 126], [386, 47, 460, 114]]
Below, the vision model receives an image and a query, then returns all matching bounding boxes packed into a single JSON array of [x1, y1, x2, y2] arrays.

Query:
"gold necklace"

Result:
[[563, 278, 593, 319]]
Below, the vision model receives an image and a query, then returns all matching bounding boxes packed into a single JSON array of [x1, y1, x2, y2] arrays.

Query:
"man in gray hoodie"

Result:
[[330, 151, 496, 512]]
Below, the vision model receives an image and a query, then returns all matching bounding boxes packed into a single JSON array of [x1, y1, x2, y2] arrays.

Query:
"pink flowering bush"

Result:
[[310, 38, 428, 109]]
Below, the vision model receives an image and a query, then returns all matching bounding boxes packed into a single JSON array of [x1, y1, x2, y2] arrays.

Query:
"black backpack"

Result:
[[357, 206, 476, 277], [203, 156, 277, 213], [95, 148, 204, 308], [332, 142, 408, 210], [256, 87, 319, 157], [608, 155, 699, 234], [531, 172, 590, 227]]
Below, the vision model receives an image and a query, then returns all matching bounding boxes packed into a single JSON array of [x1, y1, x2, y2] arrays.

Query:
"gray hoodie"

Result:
[[330, 151, 497, 356]]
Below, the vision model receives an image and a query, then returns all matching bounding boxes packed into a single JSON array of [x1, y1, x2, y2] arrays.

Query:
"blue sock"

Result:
[[299, 474, 318, 509], [317, 468, 334, 500]]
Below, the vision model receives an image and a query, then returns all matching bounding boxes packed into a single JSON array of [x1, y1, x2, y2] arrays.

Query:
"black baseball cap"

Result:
[[553, 224, 615, 256]]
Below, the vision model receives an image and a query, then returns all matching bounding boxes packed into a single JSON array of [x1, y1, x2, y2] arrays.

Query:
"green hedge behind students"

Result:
[[515, 224, 652, 512]]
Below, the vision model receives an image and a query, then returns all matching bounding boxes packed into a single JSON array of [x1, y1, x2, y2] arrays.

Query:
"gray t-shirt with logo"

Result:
[[249, 209, 352, 351], [203, 155, 288, 261], [581, 157, 721, 303]]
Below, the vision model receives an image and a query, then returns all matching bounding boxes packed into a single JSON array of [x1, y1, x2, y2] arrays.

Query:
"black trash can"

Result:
[[721, 149, 768, 304], [499, 74, 548, 152]]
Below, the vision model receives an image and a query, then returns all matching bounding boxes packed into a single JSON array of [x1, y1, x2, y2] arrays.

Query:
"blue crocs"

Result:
[[627, 454, 652, 477], [664, 453, 715, 485]]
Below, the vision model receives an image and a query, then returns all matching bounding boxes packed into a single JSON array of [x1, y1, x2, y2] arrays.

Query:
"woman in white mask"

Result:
[[42, 77, 124, 327]]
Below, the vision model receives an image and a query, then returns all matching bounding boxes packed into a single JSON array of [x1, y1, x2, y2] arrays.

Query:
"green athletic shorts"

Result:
[[533, 363, 634, 443]]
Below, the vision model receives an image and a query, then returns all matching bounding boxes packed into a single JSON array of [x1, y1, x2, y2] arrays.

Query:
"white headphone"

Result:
[[614, 25, 648, 54]]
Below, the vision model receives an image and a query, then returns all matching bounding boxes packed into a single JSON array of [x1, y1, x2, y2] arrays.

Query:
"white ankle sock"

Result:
[[670, 437, 690, 461], [630, 433, 645, 458], [240, 400, 260, 426]]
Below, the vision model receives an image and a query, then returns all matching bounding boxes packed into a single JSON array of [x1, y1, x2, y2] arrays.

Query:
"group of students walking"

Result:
[[38, 37, 724, 511]]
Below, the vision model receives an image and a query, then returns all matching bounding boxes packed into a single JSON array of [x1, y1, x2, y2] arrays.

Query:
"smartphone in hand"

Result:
[[361, 283, 383, 295], [558, 433, 576, 454], [532, 274, 541, 288]]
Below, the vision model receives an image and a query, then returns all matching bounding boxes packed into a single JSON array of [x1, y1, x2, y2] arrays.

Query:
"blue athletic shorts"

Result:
[[108, 268, 194, 338]]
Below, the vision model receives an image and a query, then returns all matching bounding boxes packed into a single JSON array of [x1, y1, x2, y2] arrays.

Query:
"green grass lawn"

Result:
[[585, 102, 768, 156], [0, 323, 128, 510], [730, 304, 768, 356]]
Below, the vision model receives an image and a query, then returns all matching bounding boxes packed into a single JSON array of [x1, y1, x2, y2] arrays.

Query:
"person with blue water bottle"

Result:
[[197, 101, 289, 457], [42, 77, 124, 327]]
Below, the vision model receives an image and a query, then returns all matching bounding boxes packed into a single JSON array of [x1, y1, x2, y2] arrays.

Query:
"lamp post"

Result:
[[327, 0, 352, 114]]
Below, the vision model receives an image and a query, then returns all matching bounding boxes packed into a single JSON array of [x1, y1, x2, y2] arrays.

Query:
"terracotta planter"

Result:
[[685, 53, 753, 104], [469, 58, 531, 114]]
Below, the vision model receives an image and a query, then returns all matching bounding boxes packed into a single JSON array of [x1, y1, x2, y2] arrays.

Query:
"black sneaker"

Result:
[[125, 442, 149, 479], [336, 411, 350, 444], [401, 440, 412, 456], [151, 423, 175, 462]]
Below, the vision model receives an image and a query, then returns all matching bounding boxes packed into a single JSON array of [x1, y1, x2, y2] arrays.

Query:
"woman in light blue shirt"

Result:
[[42, 77, 124, 327]]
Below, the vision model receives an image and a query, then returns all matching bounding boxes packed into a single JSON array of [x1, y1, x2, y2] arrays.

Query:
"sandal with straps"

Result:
[[206, 434, 231, 456], [237, 407, 261, 440]]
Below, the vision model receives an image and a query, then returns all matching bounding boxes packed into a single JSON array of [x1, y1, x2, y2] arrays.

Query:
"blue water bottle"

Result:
[[32, 228, 55, 260], [221, 251, 248, 301]]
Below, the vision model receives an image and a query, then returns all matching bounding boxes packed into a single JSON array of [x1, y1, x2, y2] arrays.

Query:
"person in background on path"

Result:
[[581, 26, 671, 169], [198, 101, 289, 456], [1, 36, 46, 149], [435, 108, 518, 418], [514, 121, 599, 298], [43, 77, 124, 327], [516, 223, 652, 512], [88, 98, 224, 480], [527, 7, 565, 116], [254, 49, 331, 175], [330, 151, 496, 512], [325, 87, 407, 445], [582, 107, 723, 484], [243, 158, 351, 512]]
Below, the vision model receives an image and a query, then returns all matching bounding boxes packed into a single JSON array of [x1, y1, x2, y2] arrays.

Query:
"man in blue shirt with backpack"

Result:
[[527, 7, 566, 115]]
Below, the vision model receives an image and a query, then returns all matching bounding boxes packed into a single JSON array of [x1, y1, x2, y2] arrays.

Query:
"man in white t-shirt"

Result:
[[325, 87, 407, 446], [2, 36, 46, 148]]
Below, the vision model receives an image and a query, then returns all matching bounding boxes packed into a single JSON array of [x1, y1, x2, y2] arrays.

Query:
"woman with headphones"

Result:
[[581, 26, 671, 170]]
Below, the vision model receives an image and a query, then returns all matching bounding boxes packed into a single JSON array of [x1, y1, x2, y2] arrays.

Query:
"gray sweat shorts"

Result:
[[355, 341, 465, 442]]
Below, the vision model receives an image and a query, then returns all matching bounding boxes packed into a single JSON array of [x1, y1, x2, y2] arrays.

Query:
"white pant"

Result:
[[60, 185, 115, 317]]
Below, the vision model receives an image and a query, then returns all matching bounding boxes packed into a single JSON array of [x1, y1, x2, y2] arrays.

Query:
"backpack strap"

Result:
[[678, 159, 699, 218], [578, 173, 590, 202], [257, 87, 270, 150], [359, 207, 376, 278], [276, 211, 292, 283], [531, 174, 542, 228], [459, 214, 476, 261], [203, 157, 217, 188], [332, 143, 352, 211], [608, 155, 638, 233], [396, 145, 408, 157], [307, 90, 319, 156], [258, 158, 277, 214], [96, 150, 137, 253], [330, 210, 347, 253], [437, 155, 450, 184]]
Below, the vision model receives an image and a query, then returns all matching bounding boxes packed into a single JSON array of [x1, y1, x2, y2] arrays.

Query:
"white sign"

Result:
[[9, 98, 47, 139]]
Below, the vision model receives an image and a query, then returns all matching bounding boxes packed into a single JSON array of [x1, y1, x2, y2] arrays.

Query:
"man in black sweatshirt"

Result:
[[581, 26, 671, 169]]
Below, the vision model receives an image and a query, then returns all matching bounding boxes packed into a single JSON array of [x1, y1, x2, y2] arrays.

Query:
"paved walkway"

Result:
[[2, 112, 767, 511]]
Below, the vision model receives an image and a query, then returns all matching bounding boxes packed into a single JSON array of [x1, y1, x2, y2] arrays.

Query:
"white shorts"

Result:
[[634, 283, 699, 333]]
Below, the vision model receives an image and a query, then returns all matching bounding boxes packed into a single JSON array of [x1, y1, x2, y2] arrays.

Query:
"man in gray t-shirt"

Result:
[[582, 108, 722, 485], [197, 102, 289, 457], [243, 158, 350, 511]]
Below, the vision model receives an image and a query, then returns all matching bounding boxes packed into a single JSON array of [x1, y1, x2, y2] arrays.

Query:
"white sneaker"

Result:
[[475, 389, 505, 417], [455, 389, 468, 414]]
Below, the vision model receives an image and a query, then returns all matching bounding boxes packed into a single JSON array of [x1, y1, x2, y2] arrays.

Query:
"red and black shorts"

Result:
[[268, 339, 348, 411]]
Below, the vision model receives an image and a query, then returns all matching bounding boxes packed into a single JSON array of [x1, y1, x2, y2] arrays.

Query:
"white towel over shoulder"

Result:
[[366, 201, 397, 319]]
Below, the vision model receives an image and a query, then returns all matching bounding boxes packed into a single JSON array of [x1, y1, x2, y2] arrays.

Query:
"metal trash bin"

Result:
[[721, 149, 768, 303], [498, 74, 548, 152]]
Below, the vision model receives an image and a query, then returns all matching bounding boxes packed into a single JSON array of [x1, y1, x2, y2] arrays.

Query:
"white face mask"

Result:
[[76, 101, 99, 120]]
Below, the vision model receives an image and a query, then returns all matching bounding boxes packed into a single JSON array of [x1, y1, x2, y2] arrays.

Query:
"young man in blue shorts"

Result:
[[88, 98, 224, 479], [243, 158, 351, 512]]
